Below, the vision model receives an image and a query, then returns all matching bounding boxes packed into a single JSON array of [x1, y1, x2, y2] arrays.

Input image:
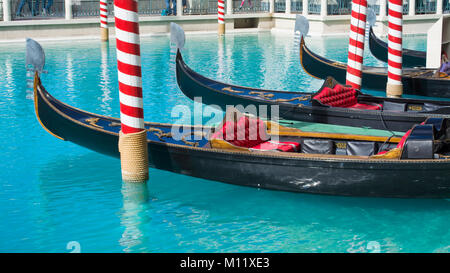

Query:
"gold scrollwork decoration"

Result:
[[249, 91, 275, 99], [273, 95, 311, 103], [148, 127, 172, 141], [222, 87, 244, 93], [85, 118, 103, 128], [108, 122, 121, 127], [332, 62, 347, 68], [147, 127, 205, 147]]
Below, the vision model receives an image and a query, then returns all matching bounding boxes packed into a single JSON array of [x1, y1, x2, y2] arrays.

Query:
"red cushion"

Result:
[[251, 141, 300, 152], [397, 129, 411, 149], [210, 121, 234, 140], [313, 85, 358, 108], [351, 103, 382, 110], [211, 116, 270, 148], [375, 129, 411, 155]]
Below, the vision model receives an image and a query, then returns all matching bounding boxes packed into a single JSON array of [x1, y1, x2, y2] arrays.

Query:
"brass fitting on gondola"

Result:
[[101, 28, 109, 42], [118, 130, 149, 183], [386, 83, 403, 98]]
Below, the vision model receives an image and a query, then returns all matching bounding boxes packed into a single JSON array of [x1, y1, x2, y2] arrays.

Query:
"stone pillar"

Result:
[[3, 0, 11, 21], [227, 0, 233, 15], [270, 0, 275, 13], [177, 0, 183, 16], [320, 0, 327, 17], [286, 0, 292, 13], [65, 0, 73, 20], [436, 0, 443, 14], [303, 0, 309, 15], [408, 0, 415, 15]]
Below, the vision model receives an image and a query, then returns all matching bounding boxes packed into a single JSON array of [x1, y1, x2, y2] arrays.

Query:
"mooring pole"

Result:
[[218, 0, 225, 35], [114, 0, 149, 183], [345, 0, 368, 90], [386, 0, 403, 98], [100, 0, 109, 41]]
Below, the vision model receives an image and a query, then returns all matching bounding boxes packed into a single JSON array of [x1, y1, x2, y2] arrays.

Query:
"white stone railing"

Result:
[[1, 0, 448, 21]]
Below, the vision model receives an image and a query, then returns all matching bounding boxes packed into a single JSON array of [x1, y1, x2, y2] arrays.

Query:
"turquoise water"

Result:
[[0, 32, 449, 253]]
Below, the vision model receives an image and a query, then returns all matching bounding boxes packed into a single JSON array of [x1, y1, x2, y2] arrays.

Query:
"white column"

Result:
[[408, 0, 415, 15], [380, 0, 387, 17], [3, 0, 11, 21], [227, 0, 233, 15], [320, 0, 327, 17], [65, 0, 73, 20], [286, 0, 292, 13], [303, 0, 309, 15], [436, 0, 443, 14], [270, 0, 275, 13], [177, 0, 183, 15]]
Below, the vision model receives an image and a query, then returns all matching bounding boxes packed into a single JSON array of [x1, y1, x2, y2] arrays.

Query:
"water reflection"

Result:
[[119, 182, 150, 253], [5, 58, 15, 98], [66, 52, 74, 92], [100, 44, 112, 113], [217, 36, 225, 80]]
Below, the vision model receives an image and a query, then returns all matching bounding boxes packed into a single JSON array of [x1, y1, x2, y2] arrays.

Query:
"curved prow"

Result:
[[294, 15, 309, 38], [28, 39, 66, 141], [299, 36, 348, 81], [368, 26, 388, 64], [26, 38, 46, 75], [170, 22, 185, 50]]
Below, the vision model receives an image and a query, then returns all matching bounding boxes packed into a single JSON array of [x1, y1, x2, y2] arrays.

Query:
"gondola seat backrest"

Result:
[[423, 118, 446, 138], [312, 84, 381, 110], [210, 115, 300, 152], [375, 121, 428, 157], [400, 124, 435, 159]]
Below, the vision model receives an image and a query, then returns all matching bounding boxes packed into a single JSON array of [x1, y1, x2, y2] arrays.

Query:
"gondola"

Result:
[[31, 41, 450, 199], [300, 37, 450, 98], [368, 27, 426, 68], [176, 50, 450, 132]]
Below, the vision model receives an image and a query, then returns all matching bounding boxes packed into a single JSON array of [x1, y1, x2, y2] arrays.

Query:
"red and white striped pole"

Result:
[[114, 0, 148, 183], [345, 0, 367, 90], [100, 0, 109, 41], [386, 0, 403, 98], [218, 0, 225, 35]]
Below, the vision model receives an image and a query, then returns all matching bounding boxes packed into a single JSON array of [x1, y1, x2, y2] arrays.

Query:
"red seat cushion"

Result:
[[314, 84, 382, 110], [375, 129, 411, 155], [352, 103, 382, 110], [211, 116, 270, 148], [211, 116, 299, 152], [313, 85, 358, 108], [251, 141, 300, 152], [397, 129, 411, 149]]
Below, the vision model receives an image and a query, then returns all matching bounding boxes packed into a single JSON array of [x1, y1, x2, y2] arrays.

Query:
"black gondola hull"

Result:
[[35, 77, 450, 198], [368, 27, 426, 68], [300, 38, 450, 97], [176, 51, 450, 132]]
